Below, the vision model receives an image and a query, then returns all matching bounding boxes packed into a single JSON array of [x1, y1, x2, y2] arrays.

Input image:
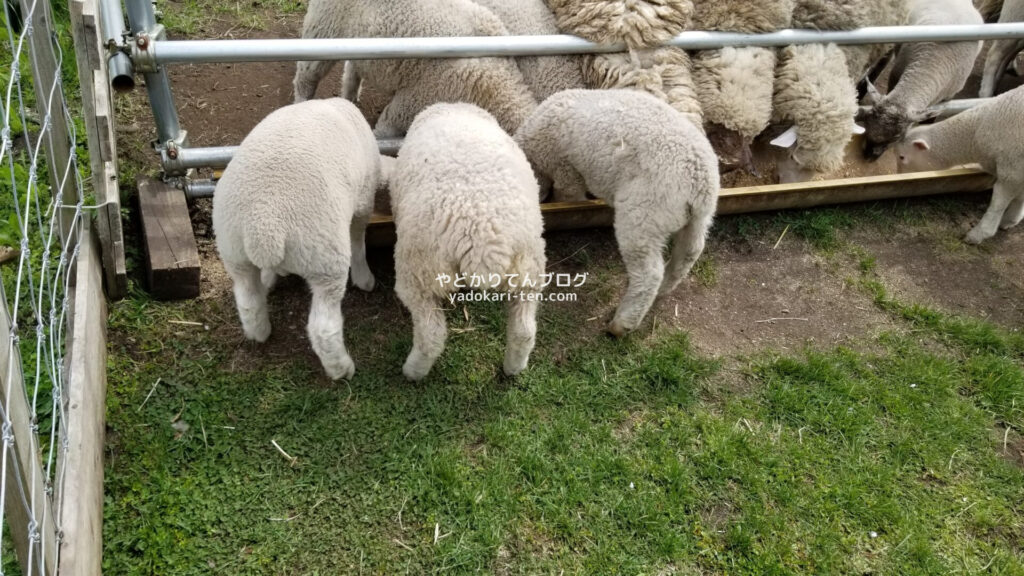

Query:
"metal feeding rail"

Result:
[[103, 0, 1023, 228]]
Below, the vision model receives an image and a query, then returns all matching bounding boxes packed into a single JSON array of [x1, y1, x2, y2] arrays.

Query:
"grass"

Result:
[[102, 201, 1024, 574], [94, 0, 1024, 569]]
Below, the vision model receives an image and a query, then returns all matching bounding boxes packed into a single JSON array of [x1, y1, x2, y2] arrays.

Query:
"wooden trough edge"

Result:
[[365, 167, 995, 247]]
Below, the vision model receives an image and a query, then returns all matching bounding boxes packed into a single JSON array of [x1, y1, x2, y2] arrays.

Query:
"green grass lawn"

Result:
[[101, 210, 1024, 575]]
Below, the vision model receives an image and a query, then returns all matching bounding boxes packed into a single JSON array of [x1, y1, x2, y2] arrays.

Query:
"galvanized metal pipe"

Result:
[[183, 178, 217, 200], [170, 138, 403, 172], [150, 23, 1024, 64], [98, 0, 135, 91], [170, 97, 987, 175], [936, 98, 987, 118], [124, 0, 184, 148]]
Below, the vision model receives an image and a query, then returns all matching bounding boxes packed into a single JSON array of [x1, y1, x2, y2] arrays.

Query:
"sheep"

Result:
[[895, 85, 1024, 244], [690, 0, 795, 171], [772, 43, 860, 182], [980, 0, 1024, 97], [294, 0, 538, 136], [340, 0, 586, 126], [515, 89, 719, 336], [545, 0, 704, 127], [390, 103, 546, 381], [771, 0, 911, 181], [858, 0, 983, 159], [212, 98, 382, 380], [472, 0, 586, 100]]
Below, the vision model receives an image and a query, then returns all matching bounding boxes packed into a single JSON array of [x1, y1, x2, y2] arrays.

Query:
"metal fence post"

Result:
[[97, 0, 134, 91], [123, 0, 188, 173]]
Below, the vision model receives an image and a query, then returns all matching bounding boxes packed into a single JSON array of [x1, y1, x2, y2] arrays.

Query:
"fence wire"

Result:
[[2, 0, 88, 573]]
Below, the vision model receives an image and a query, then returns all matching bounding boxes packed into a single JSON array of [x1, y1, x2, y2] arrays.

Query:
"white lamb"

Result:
[[390, 103, 546, 381], [858, 0, 983, 159], [515, 89, 719, 336], [980, 0, 1024, 97], [895, 84, 1024, 244], [212, 99, 382, 380], [294, 0, 537, 136]]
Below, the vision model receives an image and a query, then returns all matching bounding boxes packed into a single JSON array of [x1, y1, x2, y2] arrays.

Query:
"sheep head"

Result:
[[858, 99, 943, 162], [894, 132, 940, 174]]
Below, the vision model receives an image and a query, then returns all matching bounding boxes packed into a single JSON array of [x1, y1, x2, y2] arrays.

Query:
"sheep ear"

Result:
[[769, 126, 798, 148], [862, 80, 883, 105], [912, 139, 930, 151]]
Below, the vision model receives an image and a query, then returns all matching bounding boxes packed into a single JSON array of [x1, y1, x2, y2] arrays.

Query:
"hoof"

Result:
[[324, 355, 356, 381], [244, 322, 271, 343], [964, 228, 989, 245], [353, 272, 376, 292], [503, 357, 528, 377], [402, 357, 431, 382], [607, 320, 630, 339]]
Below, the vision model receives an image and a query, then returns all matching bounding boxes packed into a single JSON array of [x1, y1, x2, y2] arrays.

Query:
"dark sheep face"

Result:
[[859, 102, 910, 162]]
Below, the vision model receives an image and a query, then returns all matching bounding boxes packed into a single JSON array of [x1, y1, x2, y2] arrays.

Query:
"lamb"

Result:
[[772, 0, 911, 181], [294, 0, 538, 136], [690, 0, 795, 171], [895, 84, 1024, 244], [546, 0, 704, 127], [859, 0, 983, 159], [390, 103, 546, 381], [980, 0, 1024, 97], [515, 89, 719, 336], [212, 99, 382, 380]]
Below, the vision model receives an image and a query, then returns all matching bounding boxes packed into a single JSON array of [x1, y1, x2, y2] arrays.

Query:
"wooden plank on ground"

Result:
[[137, 176, 201, 300], [57, 219, 107, 576]]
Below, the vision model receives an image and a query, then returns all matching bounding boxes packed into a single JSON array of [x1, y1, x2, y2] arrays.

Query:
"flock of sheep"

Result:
[[212, 0, 1024, 381]]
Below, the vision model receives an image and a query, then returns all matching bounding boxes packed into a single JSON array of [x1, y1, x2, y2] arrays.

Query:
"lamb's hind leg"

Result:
[[225, 260, 271, 342], [396, 280, 447, 381], [980, 40, 1024, 97], [307, 280, 355, 380], [349, 212, 375, 291], [967, 180, 1017, 244], [504, 296, 539, 376], [999, 188, 1024, 230], [658, 211, 713, 299], [609, 222, 666, 337]]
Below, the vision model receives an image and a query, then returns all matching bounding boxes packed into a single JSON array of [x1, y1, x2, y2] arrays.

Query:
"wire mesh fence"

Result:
[[2, 0, 97, 573]]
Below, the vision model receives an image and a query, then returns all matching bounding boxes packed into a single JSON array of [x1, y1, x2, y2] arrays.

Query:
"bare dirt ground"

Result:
[[114, 7, 1024, 367]]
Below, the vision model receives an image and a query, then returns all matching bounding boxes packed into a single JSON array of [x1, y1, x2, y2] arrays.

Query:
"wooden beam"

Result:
[[19, 0, 75, 213], [365, 167, 995, 246], [0, 285, 57, 576], [69, 0, 128, 298], [57, 219, 107, 576], [137, 177, 201, 300]]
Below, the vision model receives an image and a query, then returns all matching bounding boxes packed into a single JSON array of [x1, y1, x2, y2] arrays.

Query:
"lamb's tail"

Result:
[[244, 220, 287, 271]]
